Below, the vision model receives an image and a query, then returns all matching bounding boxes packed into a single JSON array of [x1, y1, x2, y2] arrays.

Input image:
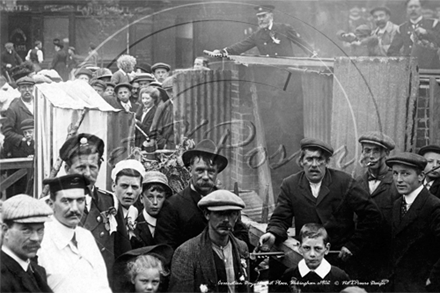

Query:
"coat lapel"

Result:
[[136, 213, 155, 245], [298, 174, 317, 204], [394, 188, 429, 235], [316, 170, 332, 206], [198, 229, 218, 288], [17, 98, 33, 116]]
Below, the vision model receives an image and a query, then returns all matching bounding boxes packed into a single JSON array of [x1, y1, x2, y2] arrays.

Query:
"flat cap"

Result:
[[16, 76, 36, 86], [370, 6, 391, 16], [386, 152, 427, 170], [198, 190, 245, 211], [90, 79, 107, 90], [114, 82, 132, 92], [151, 62, 171, 72], [149, 81, 162, 88], [182, 139, 228, 172], [59, 133, 105, 162], [106, 82, 116, 88], [161, 75, 174, 91], [2, 194, 53, 223], [75, 67, 93, 78], [418, 145, 440, 156], [255, 5, 275, 15], [359, 131, 395, 150], [142, 171, 172, 195], [300, 138, 334, 156], [20, 118, 34, 131], [43, 174, 90, 194], [132, 73, 155, 83], [111, 159, 145, 182], [135, 63, 152, 74]]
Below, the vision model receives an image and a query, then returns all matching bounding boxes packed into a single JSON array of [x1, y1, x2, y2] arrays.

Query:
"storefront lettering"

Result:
[[0, 4, 29, 12]]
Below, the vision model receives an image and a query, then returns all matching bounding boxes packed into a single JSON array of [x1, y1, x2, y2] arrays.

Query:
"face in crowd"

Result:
[[141, 92, 155, 109], [423, 151, 440, 182], [2, 221, 44, 261], [105, 86, 114, 97], [76, 74, 90, 83], [92, 85, 104, 97], [51, 188, 86, 228], [140, 184, 167, 217], [299, 235, 330, 270], [372, 9, 390, 29], [407, 0, 423, 21], [300, 149, 328, 184], [19, 84, 35, 102], [205, 210, 239, 239], [361, 143, 388, 171], [113, 174, 142, 210], [65, 153, 101, 188], [117, 86, 131, 103], [189, 157, 219, 196], [153, 69, 169, 83], [131, 81, 140, 98], [23, 129, 34, 142], [257, 12, 273, 29], [392, 164, 424, 195]]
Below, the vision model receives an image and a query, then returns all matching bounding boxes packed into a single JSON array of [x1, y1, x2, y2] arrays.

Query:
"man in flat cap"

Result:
[[419, 145, 440, 198], [259, 138, 382, 278], [151, 63, 171, 83], [386, 153, 440, 292], [356, 131, 400, 288], [74, 67, 93, 83], [1, 194, 53, 292], [111, 159, 145, 239], [169, 189, 249, 292], [212, 5, 315, 58], [90, 79, 106, 97], [59, 133, 131, 281], [370, 7, 399, 55], [38, 174, 112, 293], [155, 139, 248, 250]]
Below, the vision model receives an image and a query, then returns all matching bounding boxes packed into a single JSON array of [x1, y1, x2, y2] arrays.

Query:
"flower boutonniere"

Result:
[[239, 258, 248, 281], [269, 31, 280, 44], [126, 216, 137, 239], [100, 207, 118, 234], [200, 284, 209, 293]]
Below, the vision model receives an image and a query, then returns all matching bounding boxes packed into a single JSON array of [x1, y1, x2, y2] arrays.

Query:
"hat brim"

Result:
[[142, 181, 172, 195], [385, 159, 425, 170], [359, 139, 390, 150], [13, 215, 52, 223], [205, 205, 243, 211], [419, 145, 440, 156], [182, 150, 228, 172]]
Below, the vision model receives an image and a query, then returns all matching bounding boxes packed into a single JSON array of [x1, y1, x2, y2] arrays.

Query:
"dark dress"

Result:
[[50, 49, 68, 81]]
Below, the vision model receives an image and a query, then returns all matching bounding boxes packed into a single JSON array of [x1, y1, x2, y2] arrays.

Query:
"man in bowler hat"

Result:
[[1, 194, 53, 292], [386, 152, 440, 292]]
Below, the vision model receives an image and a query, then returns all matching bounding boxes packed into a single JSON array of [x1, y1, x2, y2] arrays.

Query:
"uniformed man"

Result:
[[418, 144, 440, 198], [1, 194, 53, 293], [212, 5, 316, 58], [59, 133, 131, 281]]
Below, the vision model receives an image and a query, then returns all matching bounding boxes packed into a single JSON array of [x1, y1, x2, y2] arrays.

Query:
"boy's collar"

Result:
[[298, 258, 331, 279]]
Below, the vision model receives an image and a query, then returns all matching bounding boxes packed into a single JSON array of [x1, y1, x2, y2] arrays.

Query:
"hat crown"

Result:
[[300, 138, 334, 156], [359, 131, 395, 150], [198, 190, 245, 211], [111, 159, 145, 181], [2, 194, 53, 223]]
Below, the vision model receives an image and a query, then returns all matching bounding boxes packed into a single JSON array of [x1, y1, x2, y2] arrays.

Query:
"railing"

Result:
[[0, 157, 34, 200]]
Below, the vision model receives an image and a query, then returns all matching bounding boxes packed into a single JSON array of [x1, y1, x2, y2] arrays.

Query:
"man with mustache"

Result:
[[155, 139, 248, 250], [388, 0, 440, 69], [1, 194, 53, 293], [386, 153, 440, 292], [370, 6, 399, 55], [169, 190, 249, 292], [355, 132, 400, 290], [59, 133, 131, 282], [258, 138, 381, 279], [212, 5, 315, 58], [38, 174, 112, 293], [418, 145, 440, 198]]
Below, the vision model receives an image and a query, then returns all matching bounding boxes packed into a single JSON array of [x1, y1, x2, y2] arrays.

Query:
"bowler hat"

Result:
[[75, 67, 93, 79], [96, 68, 113, 80], [149, 81, 162, 88], [182, 139, 228, 172], [418, 145, 440, 156], [198, 189, 245, 211], [151, 62, 171, 72], [43, 174, 90, 194], [135, 63, 152, 73], [386, 152, 427, 171], [142, 171, 172, 195], [359, 131, 395, 151], [300, 138, 334, 156], [111, 159, 145, 182], [114, 82, 132, 92], [132, 73, 155, 83], [2, 194, 53, 223], [20, 118, 34, 131], [59, 133, 105, 162], [16, 76, 35, 86], [106, 82, 116, 88]]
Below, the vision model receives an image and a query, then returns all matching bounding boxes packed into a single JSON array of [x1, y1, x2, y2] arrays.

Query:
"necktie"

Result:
[[26, 263, 39, 287], [401, 196, 408, 218], [71, 232, 78, 248]]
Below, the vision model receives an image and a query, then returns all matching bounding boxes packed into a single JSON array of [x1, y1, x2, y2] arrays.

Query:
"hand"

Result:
[[415, 27, 427, 35], [6, 64, 11, 68], [257, 233, 276, 252], [210, 49, 226, 58], [338, 246, 353, 261], [427, 278, 431, 286]]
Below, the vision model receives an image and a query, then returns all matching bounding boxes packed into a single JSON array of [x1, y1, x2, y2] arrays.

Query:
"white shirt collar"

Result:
[[50, 218, 76, 250], [2, 245, 30, 271], [298, 258, 331, 279], [404, 184, 424, 206], [143, 209, 157, 227], [410, 16, 423, 25], [309, 181, 322, 198], [268, 22, 273, 30]]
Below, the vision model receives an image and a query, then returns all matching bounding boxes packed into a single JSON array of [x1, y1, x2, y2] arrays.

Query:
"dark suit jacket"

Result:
[[428, 178, 440, 199], [2, 98, 33, 158], [226, 22, 313, 57], [109, 97, 140, 114], [131, 212, 156, 249], [50, 50, 68, 81], [135, 105, 157, 147], [0, 251, 53, 292], [267, 168, 382, 255], [388, 18, 440, 69], [391, 188, 440, 292], [169, 228, 249, 292], [79, 187, 131, 280]]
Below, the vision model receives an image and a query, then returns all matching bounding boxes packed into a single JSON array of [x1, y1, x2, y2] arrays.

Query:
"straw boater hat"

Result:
[[182, 139, 228, 172]]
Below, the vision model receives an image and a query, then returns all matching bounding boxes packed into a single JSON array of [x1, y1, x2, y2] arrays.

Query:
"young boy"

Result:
[[17, 118, 34, 157], [131, 171, 172, 248], [274, 223, 350, 292]]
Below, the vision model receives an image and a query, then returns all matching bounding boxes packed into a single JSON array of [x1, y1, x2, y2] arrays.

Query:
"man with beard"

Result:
[[388, 0, 440, 69], [1, 194, 53, 293], [419, 145, 440, 198], [212, 5, 315, 57], [169, 190, 249, 292], [155, 139, 249, 250], [38, 174, 112, 293], [59, 133, 131, 282], [258, 138, 382, 278], [370, 6, 399, 55]]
